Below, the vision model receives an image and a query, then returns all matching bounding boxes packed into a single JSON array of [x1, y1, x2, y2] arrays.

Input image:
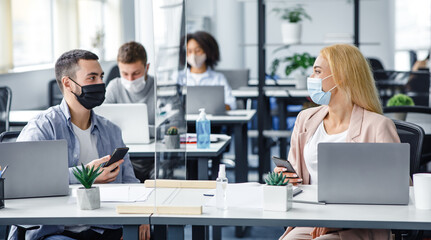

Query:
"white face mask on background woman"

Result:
[[307, 74, 336, 105], [187, 53, 207, 69], [121, 74, 146, 93]]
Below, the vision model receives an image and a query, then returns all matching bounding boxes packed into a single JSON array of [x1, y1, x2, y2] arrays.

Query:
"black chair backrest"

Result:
[[106, 65, 120, 86], [393, 120, 424, 178], [48, 79, 63, 106], [0, 131, 20, 143], [0, 87, 12, 133]]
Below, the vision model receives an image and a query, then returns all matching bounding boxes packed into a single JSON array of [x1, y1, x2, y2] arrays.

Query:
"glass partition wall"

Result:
[[152, 0, 187, 181]]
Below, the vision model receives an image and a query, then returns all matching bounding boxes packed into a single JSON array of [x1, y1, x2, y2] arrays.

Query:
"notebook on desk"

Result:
[[94, 103, 151, 144], [186, 86, 226, 115], [0, 140, 69, 199], [317, 142, 410, 205]]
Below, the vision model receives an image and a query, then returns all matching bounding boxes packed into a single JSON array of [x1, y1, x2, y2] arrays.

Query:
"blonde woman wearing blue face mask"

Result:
[[275, 44, 400, 240]]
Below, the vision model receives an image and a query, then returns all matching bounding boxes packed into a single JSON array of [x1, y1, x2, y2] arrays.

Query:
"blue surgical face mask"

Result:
[[307, 75, 336, 105]]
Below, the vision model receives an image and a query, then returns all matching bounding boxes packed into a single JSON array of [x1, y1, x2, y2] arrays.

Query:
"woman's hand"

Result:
[[274, 167, 302, 185], [139, 224, 150, 240], [310, 227, 342, 239]]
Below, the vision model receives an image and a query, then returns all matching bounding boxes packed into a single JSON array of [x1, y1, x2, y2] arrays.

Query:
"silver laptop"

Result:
[[0, 140, 69, 199], [186, 86, 226, 115], [318, 143, 410, 205], [94, 103, 151, 144]]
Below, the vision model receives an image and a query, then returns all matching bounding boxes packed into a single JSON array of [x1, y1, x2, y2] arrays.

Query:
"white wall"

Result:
[[0, 61, 117, 110], [0, 1, 135, 110], [188, 0, 394, 78]]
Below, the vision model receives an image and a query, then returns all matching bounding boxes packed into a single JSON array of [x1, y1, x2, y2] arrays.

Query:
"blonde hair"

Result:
[[320, 44, 383, 114]]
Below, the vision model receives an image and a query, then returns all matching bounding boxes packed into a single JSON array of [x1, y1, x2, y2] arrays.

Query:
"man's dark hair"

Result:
[[55, 49, 99, 93], [180, 31, 220, 69], [117, 41, 147, 64]]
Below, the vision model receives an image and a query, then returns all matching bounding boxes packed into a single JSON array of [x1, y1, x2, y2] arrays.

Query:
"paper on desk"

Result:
[[68, 185, 154, 203], [100, 185, 154, 202], [205, 182, 300, 209]]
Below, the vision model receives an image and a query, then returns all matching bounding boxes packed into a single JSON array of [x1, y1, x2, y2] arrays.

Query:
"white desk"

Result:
[[1, 184, 150, 240], [150, 185, 431, 240], [187, 110, 256, 183], [9, 110, 42, 126], [128, 134, 230, 158], [129, 134, 231, 180]]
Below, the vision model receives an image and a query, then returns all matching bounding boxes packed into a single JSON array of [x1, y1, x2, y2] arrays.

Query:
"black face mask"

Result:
[[68, 77, 106, 110]]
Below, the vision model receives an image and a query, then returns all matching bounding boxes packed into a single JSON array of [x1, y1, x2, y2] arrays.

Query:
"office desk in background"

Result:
[[129, 134, 231, 180], [186, 110, 256, 183]]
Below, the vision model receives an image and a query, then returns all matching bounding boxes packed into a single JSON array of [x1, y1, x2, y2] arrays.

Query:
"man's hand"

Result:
[[86, 155, 124, 184], [310, 227, 341, 239], [139, 224, 150, 240], [274, 167, 303, 185]]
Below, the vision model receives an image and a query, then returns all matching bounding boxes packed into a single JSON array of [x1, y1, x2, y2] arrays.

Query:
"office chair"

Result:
[[384, 106, 431, 171], [106, 65, 120, 86], [0, 86, 12, 134], [48, 79, 63, 106], [405, 71, 430, 106], [392, 120, 424, 240], [0, 131, 20, 143]]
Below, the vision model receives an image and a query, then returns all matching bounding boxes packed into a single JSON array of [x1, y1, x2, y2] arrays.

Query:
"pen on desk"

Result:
[[203, 193, 214, 197], [292, 199, 326, 205], [0, 165, 7, 178]]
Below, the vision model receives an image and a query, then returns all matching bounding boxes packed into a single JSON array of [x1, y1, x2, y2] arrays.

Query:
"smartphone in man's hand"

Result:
[[103, 147, 129, 168]]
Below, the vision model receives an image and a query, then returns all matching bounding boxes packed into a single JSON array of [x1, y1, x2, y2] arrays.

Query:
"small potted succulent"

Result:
[[273, 5, 311, 44], [270, 52, 315, 89], [73, 163, 103, 210], [165, 126, 180, 149], [386, 93, 415, 121], [263, 172, 293, 211]]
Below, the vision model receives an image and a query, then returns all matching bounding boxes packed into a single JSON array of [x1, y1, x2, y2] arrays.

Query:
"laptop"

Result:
[[0, 140, 69, 199], [186, 86, 226, 115], [317, 142, 410, 205], [94, 103, 151, 144]]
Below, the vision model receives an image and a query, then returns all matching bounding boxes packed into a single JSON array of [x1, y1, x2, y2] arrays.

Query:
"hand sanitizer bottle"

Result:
[[196, 108, 210, 149], [216, 164, 228, 210]]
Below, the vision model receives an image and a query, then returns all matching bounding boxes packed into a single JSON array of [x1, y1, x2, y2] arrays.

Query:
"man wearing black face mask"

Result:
[[9, 50, 142, 240]]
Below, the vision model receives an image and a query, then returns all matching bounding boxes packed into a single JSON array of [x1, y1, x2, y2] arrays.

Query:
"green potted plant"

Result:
[[263, 172, 292, 211], [270, 52, 315, 89], [73, 163, 103, 210], [386, 93, 415, 121], [165, 126, 180, 149], [273, 5, 311, 44]]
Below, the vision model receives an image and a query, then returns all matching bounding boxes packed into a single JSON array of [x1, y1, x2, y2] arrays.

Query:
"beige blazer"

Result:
[[289, 104, 400, 185], [281, 104, 399, 240]]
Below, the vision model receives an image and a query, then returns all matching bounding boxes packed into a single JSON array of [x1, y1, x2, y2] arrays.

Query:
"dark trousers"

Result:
[[60, 228, 122, 240]]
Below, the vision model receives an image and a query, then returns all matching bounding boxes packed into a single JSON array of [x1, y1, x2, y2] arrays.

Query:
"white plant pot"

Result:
[[165, 135, 180, 149], [263, 184, 293, 211], [294, 73, 307, 89], [392, 112, 407, 121], [281, 22, 302, 45], [77, 186, 100, 210]]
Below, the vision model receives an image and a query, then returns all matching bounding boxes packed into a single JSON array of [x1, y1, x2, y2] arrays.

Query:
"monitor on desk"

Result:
[[186, 86, 226, 115], [0, 140, 69, 199], [94, 103, 151, 144], [318, 142, 410, 205]]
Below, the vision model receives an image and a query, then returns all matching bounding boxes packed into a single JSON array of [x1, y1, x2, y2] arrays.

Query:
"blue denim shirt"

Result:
[[16, 99, 139, 184], [8, 99, 139, 240]]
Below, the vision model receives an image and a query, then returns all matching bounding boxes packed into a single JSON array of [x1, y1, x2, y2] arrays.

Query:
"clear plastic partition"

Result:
[[152, 0, 187, 184]]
